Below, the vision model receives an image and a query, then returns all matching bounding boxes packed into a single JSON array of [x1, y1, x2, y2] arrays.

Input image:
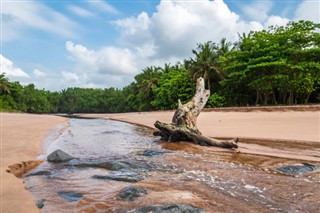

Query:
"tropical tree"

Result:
[[152, 67, 193, 110], [130, 66, 163, 111], [185, 38, 234, 90], [222, 20, 320, 105], [0, 73, 11, 95]]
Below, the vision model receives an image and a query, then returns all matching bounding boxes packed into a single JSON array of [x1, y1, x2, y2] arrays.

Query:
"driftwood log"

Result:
[[154, 77, 238, 149]]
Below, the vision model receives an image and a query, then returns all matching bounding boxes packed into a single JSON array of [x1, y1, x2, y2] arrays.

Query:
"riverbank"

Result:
[[1, 113, 67, 213], [81, 108, 320, 161]]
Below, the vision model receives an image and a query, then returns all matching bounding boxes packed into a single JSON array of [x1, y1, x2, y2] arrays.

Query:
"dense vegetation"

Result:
[[1, 21, 319, 113]]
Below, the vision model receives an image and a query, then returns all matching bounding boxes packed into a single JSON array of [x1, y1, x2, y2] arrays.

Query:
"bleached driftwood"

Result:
[[154, 77, 238, 149]]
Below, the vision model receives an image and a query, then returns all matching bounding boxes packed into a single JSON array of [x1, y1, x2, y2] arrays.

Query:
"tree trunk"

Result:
[[255, 89, 260, 105], [153, 77, 238, 149], [263, 92, 269, 105]]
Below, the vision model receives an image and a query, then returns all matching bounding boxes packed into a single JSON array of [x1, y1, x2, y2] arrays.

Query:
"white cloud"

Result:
[[240, 0, 274, 22], [67, 5, 95, 18], [65, 41, 96, 66], [294, 0, 320, 23], [96, 47, 138, 75], [114, 12, 153, 47], [2, 0, 79, 42], [1, 55, 29, 78], [62, 71, 80, 82], [265, 16, 290, 28], [115, 0, 263, 60], [65, 41, 138, 75], [33, 69, 46, 78], [86, 0, 120, 15], [63, 41, 142, 88]]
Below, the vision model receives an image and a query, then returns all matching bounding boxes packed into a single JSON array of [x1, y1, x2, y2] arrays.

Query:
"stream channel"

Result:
[[24, 118, 320, 212]]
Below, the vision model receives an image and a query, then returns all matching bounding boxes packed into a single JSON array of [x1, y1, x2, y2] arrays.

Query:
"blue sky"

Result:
[[1, 0, 319, 91]]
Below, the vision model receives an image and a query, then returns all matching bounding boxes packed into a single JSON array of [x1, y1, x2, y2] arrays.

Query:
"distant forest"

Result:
[[1, 20, 319, 113]]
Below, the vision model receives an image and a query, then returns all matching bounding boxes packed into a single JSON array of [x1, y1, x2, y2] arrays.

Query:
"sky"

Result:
[[1, 0, 319, 91]]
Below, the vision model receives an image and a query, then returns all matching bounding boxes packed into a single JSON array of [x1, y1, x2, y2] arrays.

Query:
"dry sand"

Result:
[[85, 110, 320, 142], [1, 108, 319, 212], [1, 113, 67, 213], [83, 109, 320, 161]]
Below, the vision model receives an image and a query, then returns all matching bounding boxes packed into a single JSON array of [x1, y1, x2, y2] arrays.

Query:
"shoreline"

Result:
[[80, 108, 320, 162], [1, 112, 68, 213], [81, 109, 320, 142]]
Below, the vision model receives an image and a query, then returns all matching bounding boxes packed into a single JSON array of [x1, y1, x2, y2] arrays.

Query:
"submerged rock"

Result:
[[119, 186, 147, 201], [127, 204, 203, 213], [35, 199, 45, 209], [142, 149, 168, 157], [47, 149, 74, 163], [57, 191, 83, 202], [72, 159, 151, 171], [92, 171, 145, 182], [25, 170, 51, 177], [277, 163, 319, 175]]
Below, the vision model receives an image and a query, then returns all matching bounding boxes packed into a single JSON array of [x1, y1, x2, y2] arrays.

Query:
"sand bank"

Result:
[[83, 110, 320, 142], [82, 109, 320, 161], [1, 113, 67, 213]]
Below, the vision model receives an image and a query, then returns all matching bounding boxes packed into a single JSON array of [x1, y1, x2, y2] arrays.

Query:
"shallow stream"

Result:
[[24, 118, 320, 212]]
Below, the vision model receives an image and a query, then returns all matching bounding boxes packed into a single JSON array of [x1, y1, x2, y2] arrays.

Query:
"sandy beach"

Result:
[[84, 109, 320, 142], [84, 109, 320, 161], [1, 108, 319, 212], [1, 113, 67, 213]]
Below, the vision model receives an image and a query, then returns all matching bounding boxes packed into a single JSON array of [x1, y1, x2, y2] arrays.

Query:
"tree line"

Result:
[[1, 20, 319, 113]]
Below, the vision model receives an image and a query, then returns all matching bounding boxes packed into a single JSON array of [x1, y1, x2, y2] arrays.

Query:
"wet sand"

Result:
[[1, 113, 67, 213], [83, 109, 320, 162]]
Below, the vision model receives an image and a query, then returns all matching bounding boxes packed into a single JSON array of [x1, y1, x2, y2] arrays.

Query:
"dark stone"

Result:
[[127, 204, 203, 213], [47, 149, 74, 163], [35, 199, 45, 209], [277, 163, 319, 175], [92, 171, 145, 182], [74, 160, 129, 170], [25, 170, 51, 177], [142, 149, 168, 157], [72, 159, 151, 171], [57, 191, 83, 202], [119, 187, 147, 201]]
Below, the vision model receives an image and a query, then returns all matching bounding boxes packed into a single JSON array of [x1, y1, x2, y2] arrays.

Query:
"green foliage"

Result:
[[151, 67, 193, 110], [222, 20, 320, 105], [0, 73, 11, 95], [126, 66, 163, 111], [207, 93, 226, 108]]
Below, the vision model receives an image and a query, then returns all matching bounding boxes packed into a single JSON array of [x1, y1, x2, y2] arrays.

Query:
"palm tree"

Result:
[[186, 41, 227, 90], [0, 73, 11, 95], [234, 33, 252, 51], [138, 66, 162, 96], [217, 37, 233, 55]]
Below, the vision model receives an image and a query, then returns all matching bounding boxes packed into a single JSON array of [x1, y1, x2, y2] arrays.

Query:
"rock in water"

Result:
[[127, 204, 203, 213], [142, 149, 168, 157], [72, 159, 151, 171], [277, 163, 319, 175], [47, 149, 74, 163], [35, 199, 45, 209], [25, 170, 51, 177], [92, 171, 145, 182], [119, 187, 147, 201], [57, 191, 83, 202]]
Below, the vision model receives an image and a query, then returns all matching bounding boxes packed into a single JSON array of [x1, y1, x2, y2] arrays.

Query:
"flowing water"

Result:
[[24, 118, 320, 213]]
